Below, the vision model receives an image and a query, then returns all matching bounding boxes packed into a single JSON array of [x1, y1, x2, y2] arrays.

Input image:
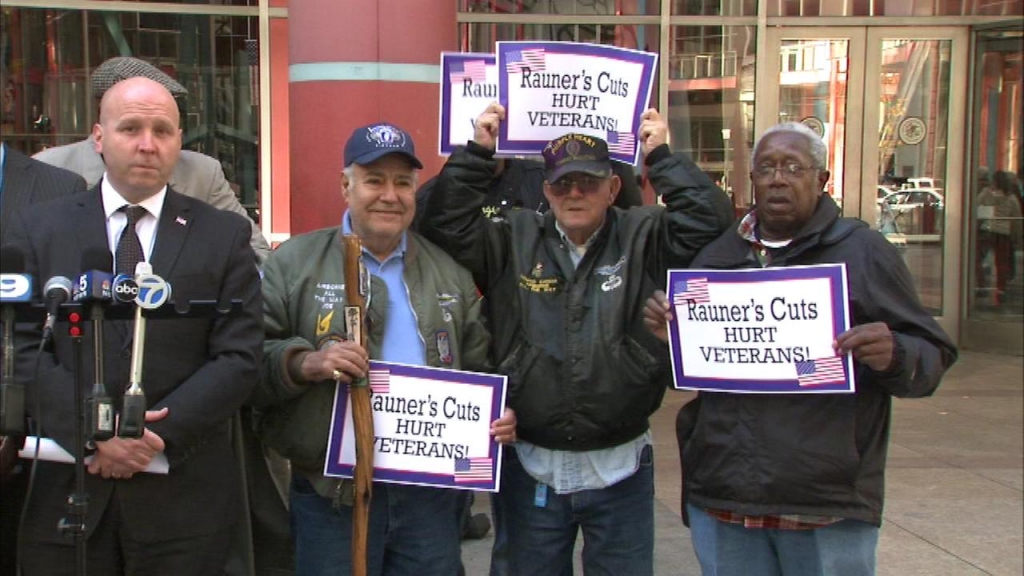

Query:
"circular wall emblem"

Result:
[[800, 117, 825, 138], [898, 117, 926, 145]]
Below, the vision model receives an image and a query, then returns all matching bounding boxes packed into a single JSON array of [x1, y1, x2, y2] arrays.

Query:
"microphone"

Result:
[[41, 275, 74, 346], [118, 263, 171, 439], [75, 248, 115, 442], [1, 245, 33, 435]]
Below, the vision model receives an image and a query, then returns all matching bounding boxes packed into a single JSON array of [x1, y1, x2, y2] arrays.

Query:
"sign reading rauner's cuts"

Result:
[[439, 52, 497, 155], [325, 361, 507, 492], [496, 41, 657, 164], [666, 264, 856, 394]]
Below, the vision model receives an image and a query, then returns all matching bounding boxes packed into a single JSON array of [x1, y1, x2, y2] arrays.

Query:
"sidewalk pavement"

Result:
[[461, 350, 1024, 575]]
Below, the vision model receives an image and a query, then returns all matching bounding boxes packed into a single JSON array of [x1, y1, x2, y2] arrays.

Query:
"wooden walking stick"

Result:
[[343, 235, 374, 576]]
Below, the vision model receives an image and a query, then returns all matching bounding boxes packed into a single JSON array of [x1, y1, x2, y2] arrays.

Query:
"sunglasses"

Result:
[[548, 175, 607, 196]]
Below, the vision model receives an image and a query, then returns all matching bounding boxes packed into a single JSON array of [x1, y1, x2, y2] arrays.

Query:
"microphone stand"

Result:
[[1, 304, 24, 435], [58, 330, 89, 576], [13, 297, 246, 576]]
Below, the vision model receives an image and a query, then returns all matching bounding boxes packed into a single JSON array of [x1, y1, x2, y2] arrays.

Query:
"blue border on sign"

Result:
[[439, 52, 496, 156], [666, 264, 855, 394], [496, 41, 657, 164], [324, 360, 507, 492]]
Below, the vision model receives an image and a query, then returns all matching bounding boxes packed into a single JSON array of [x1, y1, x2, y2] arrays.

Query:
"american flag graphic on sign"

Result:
[[672, 278, 710, 305], [795, 357, 846, 386], [369, 369, 390, 394], [449, 59, 488, 84], [506, 48, 546, 73], [453, 457, 493, 483], [606, 131, 636, 155]]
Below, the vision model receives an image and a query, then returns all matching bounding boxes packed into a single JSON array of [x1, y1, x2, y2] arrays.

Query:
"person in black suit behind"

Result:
[[0, 143, 87, 242], [0, 142, 87, 576], [7, 77, 262, 575]]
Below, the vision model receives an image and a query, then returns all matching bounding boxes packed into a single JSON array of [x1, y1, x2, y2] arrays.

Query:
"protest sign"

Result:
[[325, 361, 507, 491], [496, 41, 657, 163], [667, 264, 855, 393], [439, 52, 497, 155]]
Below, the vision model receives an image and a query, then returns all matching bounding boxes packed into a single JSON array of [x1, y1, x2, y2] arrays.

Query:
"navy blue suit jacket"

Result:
[[7, 184, 262, 544]]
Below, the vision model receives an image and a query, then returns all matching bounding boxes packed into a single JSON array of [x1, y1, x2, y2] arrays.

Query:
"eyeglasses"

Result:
[[753, 162, 817, 180], [548, 175, 607, 196]]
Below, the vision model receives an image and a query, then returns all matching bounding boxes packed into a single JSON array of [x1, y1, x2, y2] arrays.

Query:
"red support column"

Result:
[[288, 1, 456, 234]]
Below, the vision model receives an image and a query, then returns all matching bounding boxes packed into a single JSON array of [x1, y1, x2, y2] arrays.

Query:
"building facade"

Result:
[[2, 0, 1021, 352]]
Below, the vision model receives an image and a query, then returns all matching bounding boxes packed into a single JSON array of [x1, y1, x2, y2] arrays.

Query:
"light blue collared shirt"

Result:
[[514, 221, 653, 494], [342, 211, 425, 366]]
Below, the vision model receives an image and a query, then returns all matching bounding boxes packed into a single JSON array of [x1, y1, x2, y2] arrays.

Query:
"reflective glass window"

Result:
[[672, 0, 757, 16], [460, 21, 659, 53], [768, 0, 1022, 16], [969, 30, 1023, 318], [459, 0, 659, 15], [668, 25, 755, 214], [0, 8, 262, 221]]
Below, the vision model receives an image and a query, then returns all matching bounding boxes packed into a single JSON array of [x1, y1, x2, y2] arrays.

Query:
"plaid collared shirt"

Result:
[[706, 508, 843, 530], [736, 211, 794, 267]]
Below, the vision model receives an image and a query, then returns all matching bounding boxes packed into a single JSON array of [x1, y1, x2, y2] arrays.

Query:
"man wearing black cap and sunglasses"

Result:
[[421, 103, 733, 576]]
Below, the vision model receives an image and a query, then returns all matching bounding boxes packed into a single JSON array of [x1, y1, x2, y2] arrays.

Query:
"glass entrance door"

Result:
[[962, 26, 1024, 355], [764, 27, 968, 338]]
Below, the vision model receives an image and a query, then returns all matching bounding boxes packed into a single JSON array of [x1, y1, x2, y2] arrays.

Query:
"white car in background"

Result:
[[877, 185, 897, 205], [884, 188, 945, 214], [884, 188, 945, 235]]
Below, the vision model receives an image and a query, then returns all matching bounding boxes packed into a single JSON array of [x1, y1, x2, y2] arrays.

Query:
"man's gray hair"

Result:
[[752, 122, 828, 170]]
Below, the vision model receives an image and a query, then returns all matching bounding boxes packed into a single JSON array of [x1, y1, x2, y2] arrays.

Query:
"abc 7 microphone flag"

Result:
[[112, 269, 171, 309]]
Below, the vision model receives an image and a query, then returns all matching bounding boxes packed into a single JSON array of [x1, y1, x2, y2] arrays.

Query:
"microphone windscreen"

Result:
[[80, 247, 113, 274], [43, 276, 73, 298], [0, 245, 26, 274]]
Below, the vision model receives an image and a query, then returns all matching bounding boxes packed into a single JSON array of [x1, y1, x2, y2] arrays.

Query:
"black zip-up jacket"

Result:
[[683, 195, 957, 525], [423, 142, 733, 451]]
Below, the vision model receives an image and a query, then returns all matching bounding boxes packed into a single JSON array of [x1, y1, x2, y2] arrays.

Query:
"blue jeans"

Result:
[[687, 503, 879, 576], [488, 485, 509, 576], [290, 476, 463, 576], [499, 445, 655, 576]]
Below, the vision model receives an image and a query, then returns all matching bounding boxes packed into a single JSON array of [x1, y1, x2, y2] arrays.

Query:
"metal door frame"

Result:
[[762, 26, 968, 340]]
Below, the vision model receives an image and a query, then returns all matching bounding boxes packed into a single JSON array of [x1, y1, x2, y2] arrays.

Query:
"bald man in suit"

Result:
[[30, 56, 290, 576], [33, 57, 271, 265], [9, 76, 263, 576]]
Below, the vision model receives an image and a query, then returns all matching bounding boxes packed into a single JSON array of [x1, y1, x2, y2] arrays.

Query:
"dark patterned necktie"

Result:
[[116, 205, 147, 276]]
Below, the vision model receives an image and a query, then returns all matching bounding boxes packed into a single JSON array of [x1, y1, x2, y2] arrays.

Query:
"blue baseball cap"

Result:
[[344, 123, 423, 169]]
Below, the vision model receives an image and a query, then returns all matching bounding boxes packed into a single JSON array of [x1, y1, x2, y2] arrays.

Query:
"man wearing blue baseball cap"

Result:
[[254, 122, 517, 576]]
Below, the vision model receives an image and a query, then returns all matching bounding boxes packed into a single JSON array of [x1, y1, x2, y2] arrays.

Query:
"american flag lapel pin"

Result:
[[175, 216, 187, 226]]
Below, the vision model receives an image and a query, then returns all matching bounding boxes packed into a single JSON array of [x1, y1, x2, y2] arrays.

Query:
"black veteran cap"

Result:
[[92, 57, 188, 100], [542, 133, 612, 183], [344, 123, 424, 169]]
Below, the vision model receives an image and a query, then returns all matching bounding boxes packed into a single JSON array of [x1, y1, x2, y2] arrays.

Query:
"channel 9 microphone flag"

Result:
[[1, 245, 33, 435]]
